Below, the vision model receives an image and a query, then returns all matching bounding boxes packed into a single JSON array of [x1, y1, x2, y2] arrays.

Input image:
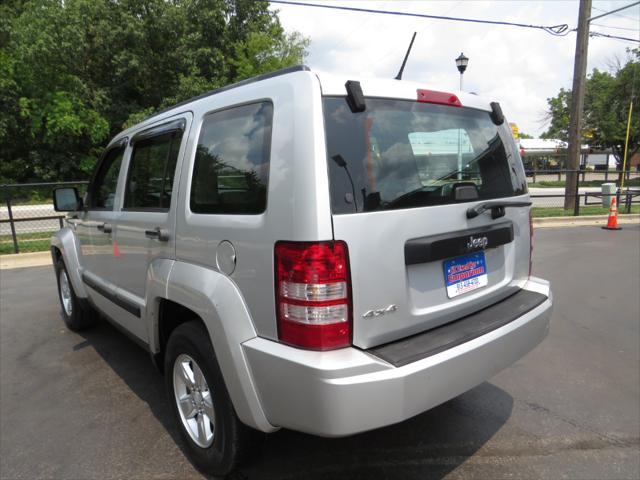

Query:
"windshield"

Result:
[[323, 97, 527, 214]]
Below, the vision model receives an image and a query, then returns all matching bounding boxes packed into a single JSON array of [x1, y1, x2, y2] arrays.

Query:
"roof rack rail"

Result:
[[141, 65, 310, 124]]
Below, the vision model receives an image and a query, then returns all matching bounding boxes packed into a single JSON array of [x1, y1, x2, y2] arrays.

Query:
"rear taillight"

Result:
[[529, 210, 534, 277], [275, 241, 351, 350]]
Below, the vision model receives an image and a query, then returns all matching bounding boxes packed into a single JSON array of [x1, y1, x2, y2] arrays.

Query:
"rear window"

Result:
[[323, 97, 527, 214]]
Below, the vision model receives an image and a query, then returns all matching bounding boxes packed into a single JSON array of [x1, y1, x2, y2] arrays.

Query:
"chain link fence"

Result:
[[1, 181, 88, 254]]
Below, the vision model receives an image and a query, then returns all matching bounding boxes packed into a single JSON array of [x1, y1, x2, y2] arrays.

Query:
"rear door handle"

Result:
[[145, 227, 170, 242], [97, 223, 112, 233]]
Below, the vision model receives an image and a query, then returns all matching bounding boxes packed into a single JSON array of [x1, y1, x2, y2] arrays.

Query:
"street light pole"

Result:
[[455, 53, 469, 180], [455, 52, 469, 90]]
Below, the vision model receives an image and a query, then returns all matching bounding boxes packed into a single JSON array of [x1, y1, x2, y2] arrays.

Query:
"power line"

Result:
[[589, 31, 640, 42], [269, 1, 570, 36], [587, 1, 640, 22], [591, 23, 639, 32], [587, 3, 640, 43], [373, 1, 463, 72], [271, 1, 639, 43], [592, 5, 639, 21], [318, 1, 385, 56]]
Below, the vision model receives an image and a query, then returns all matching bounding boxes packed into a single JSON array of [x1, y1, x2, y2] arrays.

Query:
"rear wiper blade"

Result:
[[383, 185, 432, 209], [466, 200, 532, 219]]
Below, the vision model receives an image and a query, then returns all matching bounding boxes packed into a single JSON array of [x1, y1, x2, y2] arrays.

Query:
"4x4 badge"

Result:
[[363, 304, 398, 318]]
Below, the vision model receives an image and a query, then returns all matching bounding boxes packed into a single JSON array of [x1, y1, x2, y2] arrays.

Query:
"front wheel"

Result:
[[55, 257, 96, 331], [164, 321, 261, 476]]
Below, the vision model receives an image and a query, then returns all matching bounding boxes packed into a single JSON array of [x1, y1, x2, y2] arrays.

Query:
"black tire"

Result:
[[54, 257, 97, 331], [164, 321, 261, 477]]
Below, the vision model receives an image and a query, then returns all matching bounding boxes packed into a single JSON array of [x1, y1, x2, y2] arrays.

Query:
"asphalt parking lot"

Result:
[[1, 225, 639, 480]]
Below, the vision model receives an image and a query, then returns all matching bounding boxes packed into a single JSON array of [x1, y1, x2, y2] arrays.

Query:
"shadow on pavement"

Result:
[[76, 321, 190, 463], [79, 320, 513, 480]]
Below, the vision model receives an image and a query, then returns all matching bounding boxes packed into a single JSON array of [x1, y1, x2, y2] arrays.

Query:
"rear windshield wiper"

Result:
[[382, 185, 434, 209], [466, 200, 532, 219]]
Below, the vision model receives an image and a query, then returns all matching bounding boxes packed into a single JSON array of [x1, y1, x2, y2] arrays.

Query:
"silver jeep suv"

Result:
[[51, 65, 553, 476]]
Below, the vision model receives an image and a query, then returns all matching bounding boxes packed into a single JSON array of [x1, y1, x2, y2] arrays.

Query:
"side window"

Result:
[[124, 131, 182, 210], [190, 102, 273, 214], [89, 147, 125, 210]]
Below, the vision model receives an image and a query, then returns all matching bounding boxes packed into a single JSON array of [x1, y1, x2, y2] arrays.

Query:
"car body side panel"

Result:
[[157, 259, 276, 433], [174, 71, 333, 341], [143, 257, 175, 356], [77, 144, 130, 292], [113, 112, 193, 299]]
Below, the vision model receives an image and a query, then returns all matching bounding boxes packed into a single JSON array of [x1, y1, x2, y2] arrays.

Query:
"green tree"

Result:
[[540, 88, 571, 141], [542, 49, 640, 169], [0, 0, 308, 183], [585, 55, 639, 166]]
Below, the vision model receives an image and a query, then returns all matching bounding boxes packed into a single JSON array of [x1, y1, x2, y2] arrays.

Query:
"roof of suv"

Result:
[[314, 71, 492, 112], [110, 64, 496, 147]]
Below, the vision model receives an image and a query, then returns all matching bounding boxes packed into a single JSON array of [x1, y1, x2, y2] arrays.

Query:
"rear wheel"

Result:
[[164, 321, 260, 476], [55, 257, 96, 331], [173, 353, 216, 448]]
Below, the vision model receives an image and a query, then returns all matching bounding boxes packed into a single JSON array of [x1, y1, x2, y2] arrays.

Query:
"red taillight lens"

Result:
[[275, 241, 351, 350], [529, 210, 534, 277]]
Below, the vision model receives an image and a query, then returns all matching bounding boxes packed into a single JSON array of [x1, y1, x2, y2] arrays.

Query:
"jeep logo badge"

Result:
[[467, 236, 489, 250]]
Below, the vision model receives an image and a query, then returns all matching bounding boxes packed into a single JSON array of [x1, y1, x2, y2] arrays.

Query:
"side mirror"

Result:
[[53, 187, 82, 212]]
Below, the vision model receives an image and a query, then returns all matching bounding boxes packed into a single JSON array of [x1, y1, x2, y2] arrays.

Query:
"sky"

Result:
[[269, 0, 640, 137]]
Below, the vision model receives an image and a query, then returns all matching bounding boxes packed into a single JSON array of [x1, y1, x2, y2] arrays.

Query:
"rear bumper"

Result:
[[242, 277, 552, 437]]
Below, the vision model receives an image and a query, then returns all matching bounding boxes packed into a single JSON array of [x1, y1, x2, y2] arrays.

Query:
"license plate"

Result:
[[443, 252, 488, 298]]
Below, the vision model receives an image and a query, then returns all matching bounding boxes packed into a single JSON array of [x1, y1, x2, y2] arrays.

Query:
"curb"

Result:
[[0, 251, 52, 270], [533, 214, 640, 228]]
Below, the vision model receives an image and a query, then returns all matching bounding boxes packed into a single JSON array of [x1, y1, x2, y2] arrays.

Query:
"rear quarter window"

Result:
[[190, 102, 273, 214]]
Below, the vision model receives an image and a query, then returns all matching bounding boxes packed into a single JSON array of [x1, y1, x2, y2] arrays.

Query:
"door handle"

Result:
[[97, 223, 112, 233], [145, 227, 170, 242]]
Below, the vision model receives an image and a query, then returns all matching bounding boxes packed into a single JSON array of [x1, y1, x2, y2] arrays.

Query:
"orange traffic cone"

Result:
[[602, 197, 622, 230]]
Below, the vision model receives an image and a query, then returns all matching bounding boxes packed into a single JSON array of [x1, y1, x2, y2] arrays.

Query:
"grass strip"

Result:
[[0, 231, 56, 255]]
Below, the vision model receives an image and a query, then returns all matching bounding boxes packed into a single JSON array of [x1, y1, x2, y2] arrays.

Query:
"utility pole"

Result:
[[564, 0, 592, 212]]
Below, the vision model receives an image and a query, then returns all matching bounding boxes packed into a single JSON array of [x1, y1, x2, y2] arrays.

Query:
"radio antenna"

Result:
[[394, 32, 417, 80]]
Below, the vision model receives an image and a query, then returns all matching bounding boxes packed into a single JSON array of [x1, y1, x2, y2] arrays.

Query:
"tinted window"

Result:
[[190, 102, 273, 214], [89, 147, 124, 210], [323, 97, 527, 214], [124, 131, 181, 210]]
